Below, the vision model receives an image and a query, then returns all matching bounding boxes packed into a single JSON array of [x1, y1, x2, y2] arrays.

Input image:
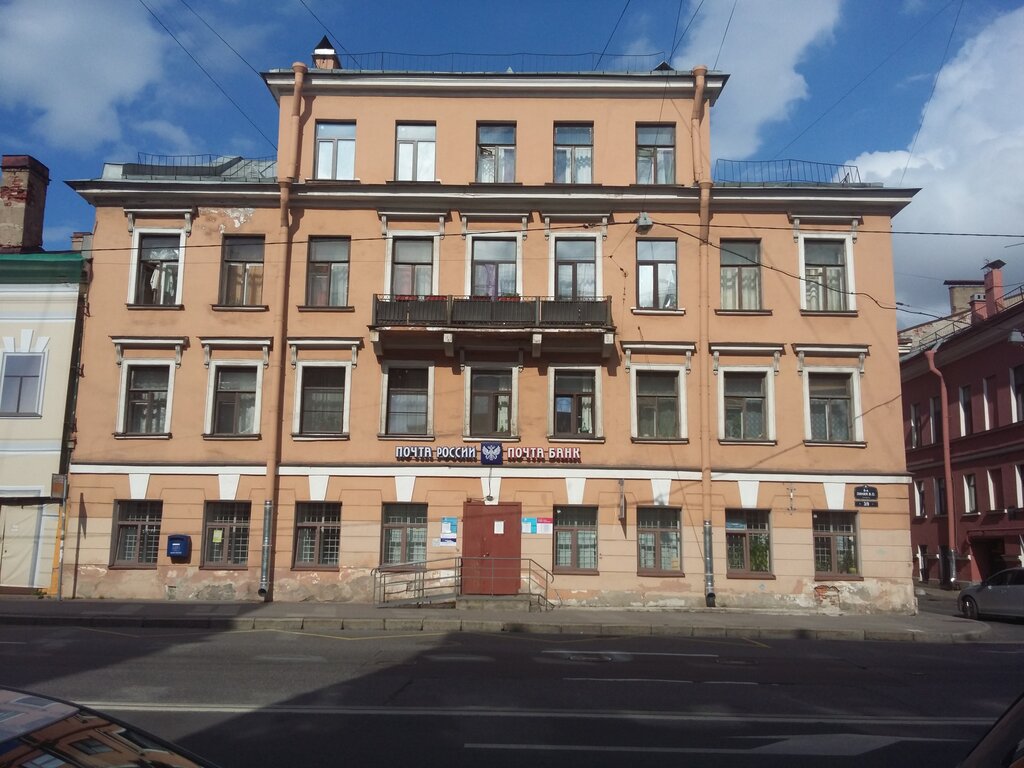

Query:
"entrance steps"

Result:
[[455, 594, 545, 612]]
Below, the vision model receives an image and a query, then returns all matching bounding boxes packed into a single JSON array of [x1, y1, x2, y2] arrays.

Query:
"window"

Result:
[[71, 738, 113, 756], [553, 506, 598, 573], [930, 395, 944, 443], [988, 468, 1004, 512], [807, 372, 853, 442], [294, 502, 341, 568], [983, 375, 996, 429], [1016, 465, 1024, 509], [298, 365, 346, 435], [553, 123, 593, 183], [908, 402, 921, 449], [219, 236, 264, 306], [934, 477, 947, 516], [720, 240, 762, 311], [121, 364, 170, 434], [726, 510, 771, 575], [553, 369, 597, 438], [306, 238, 349, 306], [203, 502, 250, 567], [133, 232, 182, 305], [0, 353, 43, 415], [635, 370, 680, 439], [211, 366, 258, 435], [723, 371, 768, 441], [637, 507, 681, 573], [636, 240, 676, 309], [1013, 364, 1024, 422], [395, 123, 435, 181], [471, 238, 517, 297], [959, 385, 973, 436], [964, 474, 978, 514], [381, 503, 427, 567], [554, 238, 597, 299], [802, 237, 851, 312], [314, 121, 355, 180], [470, 369, 512, 437], [385, 366, 430, 435], [813, 511, 858, 577], [113, 500, 162, 567], [636, 124, 675, 184], [476, 123, 515, 183], [391, 238, 434, 296], [914, 480, 926, 517]]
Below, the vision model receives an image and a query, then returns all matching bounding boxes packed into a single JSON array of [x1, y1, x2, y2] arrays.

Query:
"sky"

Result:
[[1, 0, 1022, 327]]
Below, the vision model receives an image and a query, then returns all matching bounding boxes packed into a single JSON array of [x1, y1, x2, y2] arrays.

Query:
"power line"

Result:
[[177, 0, 262, 77], [296, 0, 361, 68], [594, 0, 632, 70], [713, 0, 737, 71], [137, 0, 276, 151], [669, 0, 705, 60], [900, 0, 966, 185]]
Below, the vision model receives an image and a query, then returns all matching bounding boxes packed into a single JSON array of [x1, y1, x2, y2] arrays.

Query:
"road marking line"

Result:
[[543, 650, 717, 658], [564, 678, 693, 684], [258, 628, 448, 642]]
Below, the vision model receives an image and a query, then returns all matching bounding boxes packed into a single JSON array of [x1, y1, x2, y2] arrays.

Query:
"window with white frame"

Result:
[[390, 237, 435, 296], [934, 476, 947, 516], [131, 231, 184, 306], [476, 123, 516, 183], [720, 368, 773, 442], [801, 236, 853, 312], [1016, 464, 1024, 509], [207, 364, 262, 436], [551, 368, 600, 438], [306, 238, 350, 307], [470, 238, 517, 297], [914, 480, 926, 517], [635, 124, 675, 184], [983, 375, 996, 429], [314, 121, 355, 180], [553, 236, 598, 299], [633, 368, 683, 440], [720, 240, 762, 311], [959, 384, 973, 436], [553, 123, 593, 183], [964, 473, 978, 514], [219, 236, 265, 306], [295, 363, 349, 436], [395, 123, 435, 181], [988, 468, 1004, 512], [805, 370, 859, 443], [908, 402, 921, 449], [930, 395, 943, 443], [1012, 364, 1024, 422], [118, 362, 173, 435], [0, 352, 44, 416], [383, 365, 432, 436], [467, 367, 515, 438], [636, 240, 677, 310]]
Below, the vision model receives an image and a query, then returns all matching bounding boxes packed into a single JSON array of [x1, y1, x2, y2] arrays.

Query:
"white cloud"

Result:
[[851, 6, 1024, 324], [0, 0, 169, 150], [136, 120, 197, 155], [671, 0, 842, 158]]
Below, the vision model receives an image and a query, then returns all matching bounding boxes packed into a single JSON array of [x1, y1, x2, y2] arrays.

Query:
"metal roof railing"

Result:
[[714, 159, 867, 187]]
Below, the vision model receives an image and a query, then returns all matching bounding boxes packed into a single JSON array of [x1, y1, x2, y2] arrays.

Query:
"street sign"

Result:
[[854, 484, 878, 508]]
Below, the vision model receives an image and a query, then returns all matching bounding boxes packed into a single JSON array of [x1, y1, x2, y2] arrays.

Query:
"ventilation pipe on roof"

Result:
[[313, 36, 340, 70]]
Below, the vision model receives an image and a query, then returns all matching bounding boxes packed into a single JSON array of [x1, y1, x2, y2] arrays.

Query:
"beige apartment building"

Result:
[[65, 42, 917, 610]]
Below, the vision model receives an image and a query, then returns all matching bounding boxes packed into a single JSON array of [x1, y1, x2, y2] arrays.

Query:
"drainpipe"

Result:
[[259, 62, 306, 600], [695, 44, 715, 601], [924, 343, 958, 587]]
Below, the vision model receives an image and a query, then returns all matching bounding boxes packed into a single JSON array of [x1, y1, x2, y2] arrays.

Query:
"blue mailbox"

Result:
[[167, 534, 191, 558]]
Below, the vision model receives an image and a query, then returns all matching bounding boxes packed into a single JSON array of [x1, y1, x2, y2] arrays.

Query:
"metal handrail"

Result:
[[372, 294, 613, 329]]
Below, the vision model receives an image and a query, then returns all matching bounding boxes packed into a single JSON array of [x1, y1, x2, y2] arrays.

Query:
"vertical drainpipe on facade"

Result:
[[258, 61, 307, 600], [692, 65, 716, 607], [924, 342, 958, 587]]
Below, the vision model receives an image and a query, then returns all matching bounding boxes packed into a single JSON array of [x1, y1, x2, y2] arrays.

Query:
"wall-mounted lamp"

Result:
[[635, 212, 653, 233]]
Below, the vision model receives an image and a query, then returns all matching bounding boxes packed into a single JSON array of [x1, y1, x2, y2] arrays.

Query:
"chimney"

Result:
[[312, 36, 340, 70], [969, 295, 988, 324], [984, 259, 1006, 317], [1, 154, 50, 253], [943, 280, 984, 314]]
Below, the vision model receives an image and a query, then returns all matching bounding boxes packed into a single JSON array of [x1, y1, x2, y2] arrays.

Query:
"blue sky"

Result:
[[1, 0, 1022, 324]]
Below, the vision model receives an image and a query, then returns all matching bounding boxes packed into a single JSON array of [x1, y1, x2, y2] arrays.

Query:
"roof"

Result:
[[0, 251, 84, 284]]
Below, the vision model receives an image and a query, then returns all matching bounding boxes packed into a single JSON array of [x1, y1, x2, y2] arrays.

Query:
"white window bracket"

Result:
[[712, 350, 719, 374], [858, 351, 866, 375], [791, 217, 800, 243], [773, 350, 781, 375], [460, 213, 529, 240], [532, 332, 543, 358], [125, 208, 193, 236], [287, 337, 362, 368], [797, 351, 805, 375], [200, 337, 272, 368], [543, 214, 608, 240], [685, 350, 692, 374], [444, 332, 454, 357], [624, 348, 631, 372], [111, 337, 187, 367]]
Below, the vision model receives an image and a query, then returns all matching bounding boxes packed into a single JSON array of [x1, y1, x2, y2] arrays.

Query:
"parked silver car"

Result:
[[959, 567, 1024, 620]]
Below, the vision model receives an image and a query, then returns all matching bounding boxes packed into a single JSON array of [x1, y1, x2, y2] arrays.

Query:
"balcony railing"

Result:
[[372, 295, 613, 328]]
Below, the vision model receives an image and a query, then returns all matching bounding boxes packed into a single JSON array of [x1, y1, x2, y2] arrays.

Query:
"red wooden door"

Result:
[[461, 502, 522, 595]]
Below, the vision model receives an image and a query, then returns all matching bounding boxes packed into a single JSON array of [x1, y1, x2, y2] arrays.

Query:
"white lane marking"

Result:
[[0, 641, 27, 645], [564, 678, 692, 684], [81, 702, 995, 727], [706, 680, 758, 685], [543, 650, 717, 658]]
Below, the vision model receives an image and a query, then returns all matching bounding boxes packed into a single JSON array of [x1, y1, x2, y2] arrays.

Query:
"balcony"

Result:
[[370, 294, 615, 357]]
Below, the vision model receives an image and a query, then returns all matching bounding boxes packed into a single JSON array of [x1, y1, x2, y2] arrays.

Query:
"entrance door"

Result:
[[462, 502, 522, 595]]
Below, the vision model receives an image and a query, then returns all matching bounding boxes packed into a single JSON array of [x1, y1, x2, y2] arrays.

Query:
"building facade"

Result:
[[902, 262, 1024, 586], [0, 155, 85, 593], [65, 44, 916, 610]]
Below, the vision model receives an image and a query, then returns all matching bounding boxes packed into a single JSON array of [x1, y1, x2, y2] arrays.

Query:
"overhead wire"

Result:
[[594, 0, 633, 70], [295, 0, 362, 68], [137, 0, 276, 150], [713, 0, 737, 71], [177, 0, 263, 78]]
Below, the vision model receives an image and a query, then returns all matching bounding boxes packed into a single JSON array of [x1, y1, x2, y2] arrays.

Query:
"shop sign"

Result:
[[482, 443, 583, 465], [395, 445, 478, 462]]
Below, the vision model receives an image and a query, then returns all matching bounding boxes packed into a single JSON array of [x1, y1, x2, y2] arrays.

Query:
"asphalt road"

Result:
[[2, 624, 1022, 767]]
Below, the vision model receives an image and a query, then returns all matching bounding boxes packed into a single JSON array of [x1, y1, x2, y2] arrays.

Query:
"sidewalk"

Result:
[[0, 586, 984, 643]]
